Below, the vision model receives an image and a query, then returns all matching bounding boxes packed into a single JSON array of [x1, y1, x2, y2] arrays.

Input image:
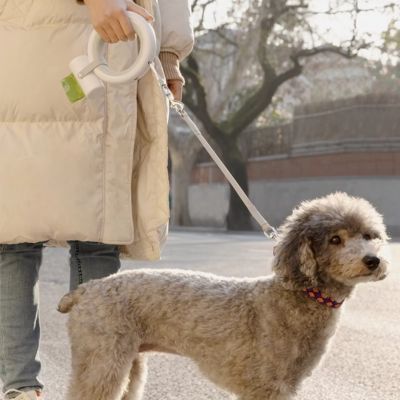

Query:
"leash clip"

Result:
[[149, 61, 185, 116], [263, 226, 278, 240], [170, 99, 185, 116]]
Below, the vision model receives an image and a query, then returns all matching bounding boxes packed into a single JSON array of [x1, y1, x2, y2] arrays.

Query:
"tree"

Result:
[[180, 0, 399, 230], [168, 114, 202, 226], [371, 16, 400, 90]]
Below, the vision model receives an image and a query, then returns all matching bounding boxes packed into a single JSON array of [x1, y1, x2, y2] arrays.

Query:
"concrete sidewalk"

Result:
[[33, 232, 400, 399]]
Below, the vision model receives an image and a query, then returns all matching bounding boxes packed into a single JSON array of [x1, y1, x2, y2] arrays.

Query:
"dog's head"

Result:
[[272, 192, 389, 289]]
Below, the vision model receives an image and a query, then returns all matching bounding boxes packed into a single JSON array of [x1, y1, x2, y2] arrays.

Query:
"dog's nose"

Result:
[[362, 255, 380, 270]]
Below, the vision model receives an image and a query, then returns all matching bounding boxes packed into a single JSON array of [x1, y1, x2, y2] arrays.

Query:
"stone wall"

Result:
[[188, 178, 400, 236], [192, 151, 400, 184]]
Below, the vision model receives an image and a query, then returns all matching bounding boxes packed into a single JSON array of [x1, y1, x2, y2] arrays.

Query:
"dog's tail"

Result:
[[57, 287, 86, 313]]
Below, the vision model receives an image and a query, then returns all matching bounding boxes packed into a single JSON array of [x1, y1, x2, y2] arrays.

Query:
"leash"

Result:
[[149, 62, 278, 240], [62, 12, 278, 241]]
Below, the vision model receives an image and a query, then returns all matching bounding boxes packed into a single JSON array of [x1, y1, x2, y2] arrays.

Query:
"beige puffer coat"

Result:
[[0, 0, 194, 260]]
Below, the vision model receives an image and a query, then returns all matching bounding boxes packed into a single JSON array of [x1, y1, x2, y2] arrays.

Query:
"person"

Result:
[[0, 0, 194, 399]]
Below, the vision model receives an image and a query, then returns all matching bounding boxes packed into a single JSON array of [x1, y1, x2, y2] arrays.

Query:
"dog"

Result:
[[58, 192, 389, 400]]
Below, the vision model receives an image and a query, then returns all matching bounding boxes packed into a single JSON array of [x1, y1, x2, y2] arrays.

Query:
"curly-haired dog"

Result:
[[58, 192, 389, 400]]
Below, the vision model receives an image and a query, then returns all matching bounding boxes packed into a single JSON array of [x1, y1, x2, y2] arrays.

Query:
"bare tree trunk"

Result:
[[169, 150, 196, 226], [219, 140, 253, 231], [168, 115, 202, 227]]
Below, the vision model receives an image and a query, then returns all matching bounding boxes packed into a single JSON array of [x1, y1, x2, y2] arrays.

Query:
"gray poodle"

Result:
[[58, 192, 389, 400]]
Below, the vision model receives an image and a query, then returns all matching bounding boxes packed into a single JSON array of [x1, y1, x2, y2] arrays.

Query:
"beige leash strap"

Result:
[[149, 63, 278, 240]]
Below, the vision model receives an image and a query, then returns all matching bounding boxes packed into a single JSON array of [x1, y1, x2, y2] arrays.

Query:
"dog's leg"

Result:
[[238, 389, 290, 400], [121, 354, 148, 400], [66, 344, 134, 400], [239, 396, 290, 400]]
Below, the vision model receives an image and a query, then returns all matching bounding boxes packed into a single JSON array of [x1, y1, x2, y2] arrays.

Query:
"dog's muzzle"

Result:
[[362, 255, 380, 271]]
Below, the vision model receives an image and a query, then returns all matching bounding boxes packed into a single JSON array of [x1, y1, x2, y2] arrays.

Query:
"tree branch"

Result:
[[304, 3, 398, 15], [181, 55, 226, 144], [193, 0, 215, 33], [220, 79, 278, 137], [219, 41, 365, 138], [186, 0, 394, 145], [275, 42, 368, 94], [220, 0, 303, 136], [191, 0, 200, 13], [279, 2, 308, 18], [291, 44, 358, 61], [277, 44, 363, 86], [275, 59, 303, 87], [211, 27, 239, 48]]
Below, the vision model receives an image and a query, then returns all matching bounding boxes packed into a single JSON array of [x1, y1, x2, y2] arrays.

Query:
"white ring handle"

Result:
[[87, 11, 157, 83]]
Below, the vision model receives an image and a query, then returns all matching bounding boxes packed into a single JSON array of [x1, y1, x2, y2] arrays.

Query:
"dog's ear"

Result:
[[298, 237, 318, 286], [272, 232, 301, 289], [272, 231, 318, 289]]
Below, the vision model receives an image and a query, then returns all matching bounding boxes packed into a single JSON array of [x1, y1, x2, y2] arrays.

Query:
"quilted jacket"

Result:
[[0, 0, 194, 260]]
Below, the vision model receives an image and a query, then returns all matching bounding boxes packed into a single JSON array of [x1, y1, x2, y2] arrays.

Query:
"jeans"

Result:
[[0, 240, 121, 395]]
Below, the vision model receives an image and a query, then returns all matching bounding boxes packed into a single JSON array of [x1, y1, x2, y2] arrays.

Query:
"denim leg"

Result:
[[67, 241, 121, 291], [0, 242, 46, 395]]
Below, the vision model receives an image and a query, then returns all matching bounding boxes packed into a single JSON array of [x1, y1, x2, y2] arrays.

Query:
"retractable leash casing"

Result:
[[61, 11, 157, 103]]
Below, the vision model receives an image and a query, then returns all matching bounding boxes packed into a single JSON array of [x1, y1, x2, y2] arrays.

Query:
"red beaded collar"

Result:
[[303, 287, 344, 309]]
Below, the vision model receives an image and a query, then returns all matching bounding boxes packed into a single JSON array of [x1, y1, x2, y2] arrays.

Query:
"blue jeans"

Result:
[[0, 240, 121, 395]]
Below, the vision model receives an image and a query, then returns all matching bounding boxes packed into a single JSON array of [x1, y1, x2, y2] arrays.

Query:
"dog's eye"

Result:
[[330, 236, 341, 245], [363, 233, 372, 241]]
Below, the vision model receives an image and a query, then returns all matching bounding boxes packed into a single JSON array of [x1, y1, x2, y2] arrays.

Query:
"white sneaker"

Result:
[[4, 389, 42, 400]]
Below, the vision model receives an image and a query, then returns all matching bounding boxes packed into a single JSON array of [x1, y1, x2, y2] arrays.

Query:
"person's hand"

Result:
[[167, 80, 183, 102], [83, 0, 153, 43]]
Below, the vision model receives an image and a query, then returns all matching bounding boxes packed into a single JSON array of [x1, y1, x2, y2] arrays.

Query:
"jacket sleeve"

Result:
[[158, 0, 194, 62], [159, 51, 184, 83]]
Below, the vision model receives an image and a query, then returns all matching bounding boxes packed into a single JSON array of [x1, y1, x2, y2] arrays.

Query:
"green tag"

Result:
[[61, 73, 85, 103]]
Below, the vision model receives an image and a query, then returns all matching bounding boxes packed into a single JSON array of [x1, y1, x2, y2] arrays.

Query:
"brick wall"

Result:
[[192, 151, 400, 184]]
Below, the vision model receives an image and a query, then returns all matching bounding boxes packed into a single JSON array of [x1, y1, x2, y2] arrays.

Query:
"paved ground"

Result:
[[22, 231, 400, 399]]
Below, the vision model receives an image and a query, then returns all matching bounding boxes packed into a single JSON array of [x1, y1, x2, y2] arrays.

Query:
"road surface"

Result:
[[20, 231, 400, 399]]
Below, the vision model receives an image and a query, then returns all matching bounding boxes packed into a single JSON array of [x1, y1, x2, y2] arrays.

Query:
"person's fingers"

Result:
[[97, 25, 113, 43], [85, 0, 150, 44], [118, 11, 137, 41], [167, 80, 183, 101], [109, 16, 129, 41], [126, 1, 154, 22], [103, 22, 119, 43]]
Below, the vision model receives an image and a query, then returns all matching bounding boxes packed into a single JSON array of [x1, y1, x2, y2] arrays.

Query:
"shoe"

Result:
[[4, 389, 42, 400]]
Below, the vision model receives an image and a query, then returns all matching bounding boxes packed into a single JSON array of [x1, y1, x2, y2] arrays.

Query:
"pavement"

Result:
[[20, 231, 400, 399]]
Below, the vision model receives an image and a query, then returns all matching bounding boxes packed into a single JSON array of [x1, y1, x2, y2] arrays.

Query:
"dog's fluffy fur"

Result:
[[58, 192, 389, 400]]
